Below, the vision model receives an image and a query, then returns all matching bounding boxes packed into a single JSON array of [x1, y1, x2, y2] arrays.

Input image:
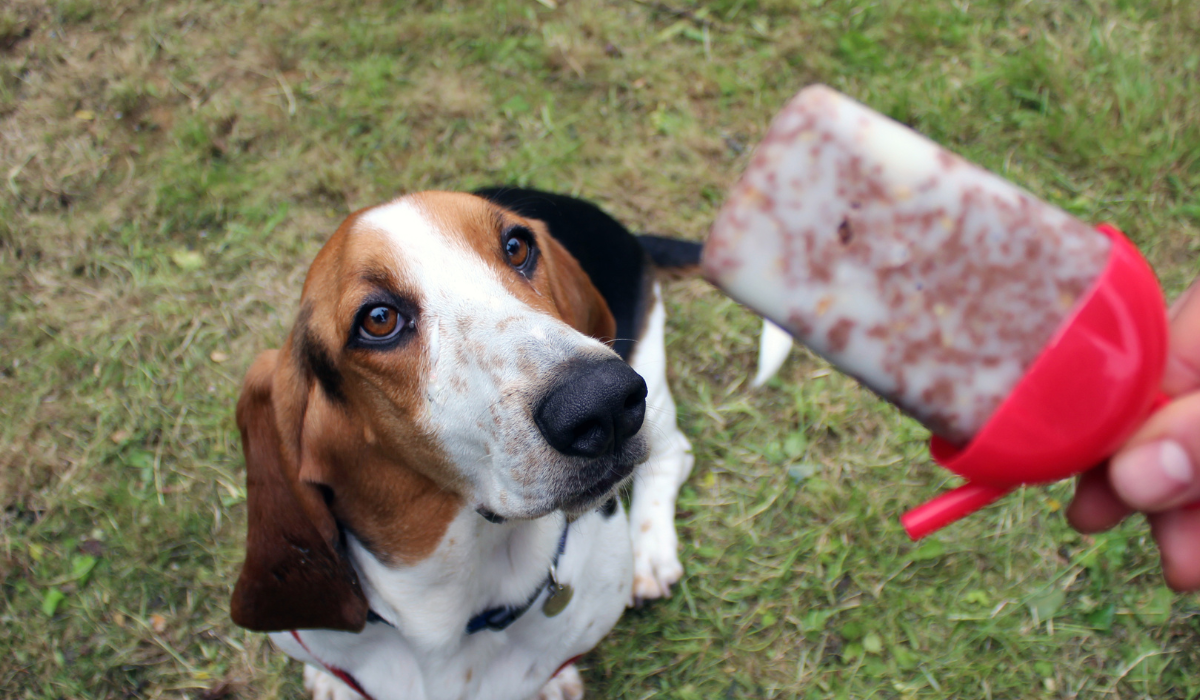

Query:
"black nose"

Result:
[[535, 358, 648, 458]]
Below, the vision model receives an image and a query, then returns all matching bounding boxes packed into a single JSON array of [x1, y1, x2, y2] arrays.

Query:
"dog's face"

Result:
[[231, 192, 648, 632], [300, 192, 649, 517]]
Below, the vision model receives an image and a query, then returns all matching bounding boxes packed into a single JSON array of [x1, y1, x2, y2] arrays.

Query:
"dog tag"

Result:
[[542, 582, 574, 617]]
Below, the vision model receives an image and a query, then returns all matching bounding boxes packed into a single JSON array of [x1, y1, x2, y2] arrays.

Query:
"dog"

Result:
[[230, 188, 707, 700]]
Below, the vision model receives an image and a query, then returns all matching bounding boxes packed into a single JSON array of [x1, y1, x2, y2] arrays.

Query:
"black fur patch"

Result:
[[636, 235, 702, 268], [598, 496, 619, 519], [294, 305, 346, 404]]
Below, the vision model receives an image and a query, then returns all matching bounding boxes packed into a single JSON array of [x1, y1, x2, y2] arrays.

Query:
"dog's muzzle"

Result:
[[534, 357, 647, 458]]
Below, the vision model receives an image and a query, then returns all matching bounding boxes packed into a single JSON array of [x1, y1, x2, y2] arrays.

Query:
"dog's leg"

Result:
[[627, 282, 695, 602], [304, 664, 363, 700], [535, 664, 585, 700]]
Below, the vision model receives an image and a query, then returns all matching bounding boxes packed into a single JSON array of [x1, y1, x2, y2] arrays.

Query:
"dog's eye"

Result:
[[503, 226, 537, 276], [505, 236, 529, 266], [360, 306, 403, 340]]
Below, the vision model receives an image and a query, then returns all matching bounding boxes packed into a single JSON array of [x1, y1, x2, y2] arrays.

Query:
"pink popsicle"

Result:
[[703, 85, 1112, 446]]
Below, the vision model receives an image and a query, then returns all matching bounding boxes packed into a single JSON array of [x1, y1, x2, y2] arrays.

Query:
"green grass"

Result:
[[3, 0, 1200, 697]]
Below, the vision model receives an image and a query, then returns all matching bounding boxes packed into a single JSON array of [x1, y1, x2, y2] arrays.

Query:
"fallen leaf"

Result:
[[1138, 585, 1174, 625], [75, 110, 95, 121], [963, 590, 990, 606], [171, 250, 205, 271], [151, 613, 167, 633], [787, 462, 817, 483], [110, 430, 130, 444], [783, 431, 808, 459], [114, 612, 126, 627], [800, 608, 833, 634], [209, 351, 229, 363], [1027, 588, 1066, 623], [70, 555, 97, 583], [42, 588, 66, 616]]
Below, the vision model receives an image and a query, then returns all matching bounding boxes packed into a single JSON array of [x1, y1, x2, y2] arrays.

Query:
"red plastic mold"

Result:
[[901, 225, 1169, 539]]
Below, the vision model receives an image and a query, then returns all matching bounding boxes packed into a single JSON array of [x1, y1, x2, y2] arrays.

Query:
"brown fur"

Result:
[[230, 350, 369, 632], [231, 193, 617, 633], [413, 192, 616, 342]]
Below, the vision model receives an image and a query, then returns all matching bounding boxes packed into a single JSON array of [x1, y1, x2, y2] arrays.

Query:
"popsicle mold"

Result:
[[702, 84, 1170, 538], [902, 224, 1167, 538]]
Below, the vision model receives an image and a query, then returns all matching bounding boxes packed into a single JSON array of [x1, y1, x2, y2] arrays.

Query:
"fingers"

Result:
[[1107, 392, 1200, 512], [1066, 466, 1132, 534], [1149, 508, 1200, 592], [1066, 276, 1200, 592], [1162, 279, 1200, 396]]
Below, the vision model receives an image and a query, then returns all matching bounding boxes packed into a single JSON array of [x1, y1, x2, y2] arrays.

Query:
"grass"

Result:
[[2, 0, 1199, 697]]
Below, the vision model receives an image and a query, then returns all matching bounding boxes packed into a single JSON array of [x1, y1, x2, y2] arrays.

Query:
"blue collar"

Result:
[[364, 523, 570, 636], [465, 524, 569, 634]]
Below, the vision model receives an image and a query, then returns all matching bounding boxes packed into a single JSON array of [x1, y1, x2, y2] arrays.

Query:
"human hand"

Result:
[[1067, 278, 1200, 591]]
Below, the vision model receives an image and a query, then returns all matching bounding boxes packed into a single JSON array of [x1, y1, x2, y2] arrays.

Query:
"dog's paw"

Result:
[[536, 663, 584, 700], [304, 664, 362, 700], [630, 515, 684, 603]]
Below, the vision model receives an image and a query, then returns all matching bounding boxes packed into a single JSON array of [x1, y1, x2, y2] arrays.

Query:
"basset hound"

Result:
[[231, 188, 705, 700]]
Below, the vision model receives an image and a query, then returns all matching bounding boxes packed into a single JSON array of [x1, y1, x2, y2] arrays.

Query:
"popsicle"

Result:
[[703, 84, 1169, 537]]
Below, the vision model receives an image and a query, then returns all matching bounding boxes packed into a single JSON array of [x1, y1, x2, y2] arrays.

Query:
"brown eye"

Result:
[[505, 235, 530, 267], [360, 306, 400, 339]]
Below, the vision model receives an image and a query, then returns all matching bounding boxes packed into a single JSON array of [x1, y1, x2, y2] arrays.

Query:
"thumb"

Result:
[[1108, 392, 1200, 512]]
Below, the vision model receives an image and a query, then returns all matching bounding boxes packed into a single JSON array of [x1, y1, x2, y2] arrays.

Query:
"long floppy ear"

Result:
[[541, 234, 618, 343], [229, 349, 368, 632]]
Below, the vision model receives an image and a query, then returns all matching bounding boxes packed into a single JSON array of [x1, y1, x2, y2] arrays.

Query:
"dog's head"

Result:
[[230, 192, 649, 632]]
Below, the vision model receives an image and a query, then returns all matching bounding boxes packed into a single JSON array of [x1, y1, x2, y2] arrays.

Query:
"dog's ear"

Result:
[[541, 234, 618, 343], [229, 349, 368, 633]]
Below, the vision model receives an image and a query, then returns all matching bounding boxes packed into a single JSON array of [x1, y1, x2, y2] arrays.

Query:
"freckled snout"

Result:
[[535, 358, 648, 458]]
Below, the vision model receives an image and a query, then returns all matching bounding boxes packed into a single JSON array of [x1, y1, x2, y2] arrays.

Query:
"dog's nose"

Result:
[[535, 358, 648, 458]]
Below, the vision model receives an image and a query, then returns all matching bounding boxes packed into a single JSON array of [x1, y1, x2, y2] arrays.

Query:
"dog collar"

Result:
[[464, 524, 571, 634], [364, 522, 572, 636]]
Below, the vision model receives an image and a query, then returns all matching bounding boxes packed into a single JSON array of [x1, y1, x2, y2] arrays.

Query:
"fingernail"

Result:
[[1159, 441, 1193, 483], [1111, 440, 1194, 509]]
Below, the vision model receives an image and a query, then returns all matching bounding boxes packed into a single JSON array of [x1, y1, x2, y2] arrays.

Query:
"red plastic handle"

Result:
[[902, 224, 1169, 539], [901, 483, 1013, 540]]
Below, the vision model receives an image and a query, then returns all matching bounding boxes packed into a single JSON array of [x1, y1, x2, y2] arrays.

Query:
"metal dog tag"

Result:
[[542, 582, 574, 617]]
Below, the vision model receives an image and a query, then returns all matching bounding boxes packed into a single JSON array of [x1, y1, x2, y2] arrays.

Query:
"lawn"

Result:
[[2, 0, 1199, 698]]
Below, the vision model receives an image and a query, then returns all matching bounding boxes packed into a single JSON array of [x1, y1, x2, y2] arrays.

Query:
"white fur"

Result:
[[536, 665, 584, 700], [270, 199, 694, 700], [362, 200, 620, 520], [304, 665, 360, 700], [276, 505, 631, 700], [627, 284, 694, 601], [752, 318, 794, 388]]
